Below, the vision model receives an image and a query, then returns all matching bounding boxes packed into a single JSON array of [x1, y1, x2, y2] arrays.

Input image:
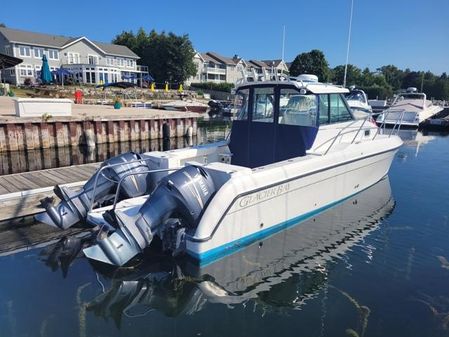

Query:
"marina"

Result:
[[1, 1, 449, 336], [0, 128, 448, 336]]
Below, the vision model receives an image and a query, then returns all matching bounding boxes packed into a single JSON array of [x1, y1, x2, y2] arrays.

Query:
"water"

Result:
[[1, 129, 449, 337]]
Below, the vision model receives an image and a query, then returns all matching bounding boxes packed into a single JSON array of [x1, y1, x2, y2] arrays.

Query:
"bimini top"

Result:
[[229, 74, 355, 168], [236, 74, 349, 95]]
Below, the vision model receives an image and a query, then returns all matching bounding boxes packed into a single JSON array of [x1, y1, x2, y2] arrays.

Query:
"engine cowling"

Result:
[[83, 165, 217, 266], [36, 152, 153, 229]]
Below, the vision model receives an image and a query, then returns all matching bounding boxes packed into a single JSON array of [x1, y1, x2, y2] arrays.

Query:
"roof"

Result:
[[248, 60, 267, 68], [261, 59, 284, 67], [0, 27, 138, 58], [236, 78, 349, 94], [204, 52, 236, 65]]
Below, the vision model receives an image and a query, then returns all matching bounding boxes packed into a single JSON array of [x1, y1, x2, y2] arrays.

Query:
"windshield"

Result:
[[346, 91, 366, 104]]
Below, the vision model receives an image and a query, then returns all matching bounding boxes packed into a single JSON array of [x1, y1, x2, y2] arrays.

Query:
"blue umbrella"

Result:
[[40, 54, 52, 84], [52, 66, 72, 87], [142, 74, 154, 82]]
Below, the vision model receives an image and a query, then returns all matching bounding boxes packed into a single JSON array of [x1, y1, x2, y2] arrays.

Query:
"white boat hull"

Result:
[[186, 137, 401, 264]]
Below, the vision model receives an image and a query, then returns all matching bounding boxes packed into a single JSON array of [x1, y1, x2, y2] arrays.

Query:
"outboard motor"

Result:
[[36, 152, 152, 230], [83, 165, 217, 266]]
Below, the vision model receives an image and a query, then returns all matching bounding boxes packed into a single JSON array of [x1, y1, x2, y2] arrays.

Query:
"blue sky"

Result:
[[2, 0, 448, 74]]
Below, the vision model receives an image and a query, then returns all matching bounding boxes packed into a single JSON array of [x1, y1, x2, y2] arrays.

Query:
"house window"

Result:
[[48, 49, 59, 60], [88, 55, 98, 65], [34, 48, 44, 58], [19, 46, 31, 57], [4, 45, 12, 56], [106, 57, 114, 65], [19, 65, 33, 77], [68, 52, 80, 64]]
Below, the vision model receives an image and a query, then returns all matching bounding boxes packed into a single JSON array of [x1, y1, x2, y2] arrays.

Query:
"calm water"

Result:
[[1, 129, 449, 337]]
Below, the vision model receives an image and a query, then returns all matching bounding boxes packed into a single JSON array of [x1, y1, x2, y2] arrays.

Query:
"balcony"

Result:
[[206, 66, 226, 75], [137, 65, 149, 73]]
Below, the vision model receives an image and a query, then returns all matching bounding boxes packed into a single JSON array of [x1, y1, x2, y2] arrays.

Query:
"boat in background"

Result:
[[345, 87, 373, 119], [377, 87, 443, 127], [161, 99, 209, 113]]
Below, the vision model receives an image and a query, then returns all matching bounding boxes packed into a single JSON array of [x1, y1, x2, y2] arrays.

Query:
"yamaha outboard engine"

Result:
[[36, 152, 152, 230], [83, 165, 217, 266]]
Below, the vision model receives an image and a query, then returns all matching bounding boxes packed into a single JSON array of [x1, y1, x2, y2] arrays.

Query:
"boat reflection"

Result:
[[83, 176, 394, 324]]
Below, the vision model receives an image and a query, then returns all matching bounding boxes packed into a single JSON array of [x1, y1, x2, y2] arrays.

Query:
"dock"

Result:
[[0, 96, 199, 153], [0, 163, 98, 223]]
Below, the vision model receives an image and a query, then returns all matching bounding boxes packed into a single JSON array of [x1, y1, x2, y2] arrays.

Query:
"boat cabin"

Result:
[[229, 75, 353, 168]]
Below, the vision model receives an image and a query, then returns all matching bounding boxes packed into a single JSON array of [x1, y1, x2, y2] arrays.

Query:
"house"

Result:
[[0, 27, 150, 85], [187, 51, 246, 85], [188, 51, 290, 85]]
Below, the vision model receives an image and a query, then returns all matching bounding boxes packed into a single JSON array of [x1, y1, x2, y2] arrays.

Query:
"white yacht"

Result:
[[85, 177, 394, 318], [377, 87, 443, 127], [345, 87, 373, 119], [36, 74, 403, 266]]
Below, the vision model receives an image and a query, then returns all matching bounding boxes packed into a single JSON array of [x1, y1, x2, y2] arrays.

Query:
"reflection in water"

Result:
[[41, 177, 394, 329], [0, 126, 228, 175]]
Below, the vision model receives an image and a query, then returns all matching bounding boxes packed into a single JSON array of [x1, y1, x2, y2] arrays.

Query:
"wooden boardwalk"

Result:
[[0, 163, 99, 222]]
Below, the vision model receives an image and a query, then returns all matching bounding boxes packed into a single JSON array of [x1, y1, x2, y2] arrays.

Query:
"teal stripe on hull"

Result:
[[187, 178, 385, 266]]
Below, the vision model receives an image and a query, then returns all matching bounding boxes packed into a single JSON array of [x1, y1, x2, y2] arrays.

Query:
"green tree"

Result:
[[289, 49, 330, 81], [113, 28, 197, 84], [332, 64, 362, 86], [0, 23, 5, 27], [378, 65, 403, 90]]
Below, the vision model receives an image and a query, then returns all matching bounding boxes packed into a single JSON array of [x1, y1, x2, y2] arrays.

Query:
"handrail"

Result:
[[312, 120, 358, 153], [89, 157, 157, 212]]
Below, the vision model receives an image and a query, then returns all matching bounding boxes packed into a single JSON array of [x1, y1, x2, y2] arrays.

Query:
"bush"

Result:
[[190, 82, 234, 93], [23, 78, 33, 86]]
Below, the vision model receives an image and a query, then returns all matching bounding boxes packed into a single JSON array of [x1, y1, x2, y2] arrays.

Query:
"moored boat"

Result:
[[377, 87, 443, 127], [161, 99, 209, 113], [36, 74, 403, 267]]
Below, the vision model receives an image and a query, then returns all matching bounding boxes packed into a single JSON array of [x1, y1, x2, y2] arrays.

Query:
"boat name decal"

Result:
[[238, 183, 290, 208]]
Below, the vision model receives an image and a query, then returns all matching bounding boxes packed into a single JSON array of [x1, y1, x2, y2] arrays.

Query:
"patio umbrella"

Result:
[[53, 66, 72, 87], [40, 54, 52, 84]]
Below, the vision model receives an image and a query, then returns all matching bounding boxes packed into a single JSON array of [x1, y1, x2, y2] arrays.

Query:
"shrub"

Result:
[[190, 82, 234, 93]]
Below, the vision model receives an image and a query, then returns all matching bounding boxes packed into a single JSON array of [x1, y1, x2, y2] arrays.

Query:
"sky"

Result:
[[1, 0, 448, 74]]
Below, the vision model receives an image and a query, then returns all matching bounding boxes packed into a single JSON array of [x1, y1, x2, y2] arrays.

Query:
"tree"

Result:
[[113, 28, 197, 84], [378, 65, 404, 90], [289, 49, 330, 82], [0, 23, 5, 27], [332, 64, 362, 86]]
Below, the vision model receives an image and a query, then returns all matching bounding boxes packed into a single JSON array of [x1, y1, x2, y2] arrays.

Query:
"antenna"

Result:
[[281, 25, 286, 61], [343, 0, 354, 87]]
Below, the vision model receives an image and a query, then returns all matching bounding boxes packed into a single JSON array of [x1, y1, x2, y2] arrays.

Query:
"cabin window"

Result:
[[318, 94, 330, 125], [252, 87, 274, 123], [279, 89, 317, 127], [329, 94, 352, 123], [234, 88, 249, 120]]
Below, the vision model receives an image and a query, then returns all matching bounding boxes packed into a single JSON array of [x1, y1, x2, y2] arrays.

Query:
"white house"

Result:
[[0, 26, 150, 85]]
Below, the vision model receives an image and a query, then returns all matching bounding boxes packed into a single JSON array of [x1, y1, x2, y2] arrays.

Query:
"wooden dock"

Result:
[[0, 163, 99, 223]]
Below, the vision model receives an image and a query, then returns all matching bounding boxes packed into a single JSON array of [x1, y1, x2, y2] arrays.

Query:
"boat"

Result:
[[161, 99, 209, 113], [44, 177, 393, 322], [345, 87, 373, 119], [36, 74, 403, 267], [377, 87, 443, 127]]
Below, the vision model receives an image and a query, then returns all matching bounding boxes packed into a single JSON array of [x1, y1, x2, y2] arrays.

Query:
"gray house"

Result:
[[0, 27, 149, 85]]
